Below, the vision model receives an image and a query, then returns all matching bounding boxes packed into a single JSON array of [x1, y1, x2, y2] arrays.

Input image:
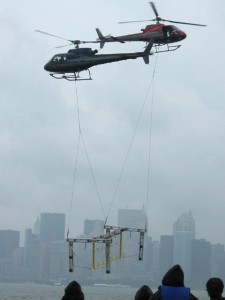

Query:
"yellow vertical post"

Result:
[[119, 231, 123, 258]]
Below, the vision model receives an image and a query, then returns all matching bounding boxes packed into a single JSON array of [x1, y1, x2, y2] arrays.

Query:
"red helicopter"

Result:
[[95, 2, 206, 50], [36, 2, 206, 52]]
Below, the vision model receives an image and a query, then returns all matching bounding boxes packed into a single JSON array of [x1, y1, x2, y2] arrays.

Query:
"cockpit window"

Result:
[[52, 55, 62, 62], [52, 55, 67, 62], [170, 25, 178, 30]]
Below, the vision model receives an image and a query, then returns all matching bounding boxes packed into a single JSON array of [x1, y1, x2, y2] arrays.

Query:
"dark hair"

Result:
[[61, 281, 84, 300], [162, 264, 184, 287], [206, 278, 224, 298], [135, 285, 153, 300]]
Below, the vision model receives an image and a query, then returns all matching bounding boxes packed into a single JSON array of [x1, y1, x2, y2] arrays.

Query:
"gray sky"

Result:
[[0, 0, 225, 245]]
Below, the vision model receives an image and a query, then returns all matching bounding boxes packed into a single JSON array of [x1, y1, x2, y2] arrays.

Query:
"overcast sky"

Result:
[[0, 0, 225, 245]]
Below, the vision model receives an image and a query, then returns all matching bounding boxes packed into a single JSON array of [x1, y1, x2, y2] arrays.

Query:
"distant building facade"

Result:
[[0, 230, 20, 258], [39, 213, 66, 243], [118, 208, 146, 228], [211, 243, 225, 282], [173, 211, 195, 283], [116, 208, 147, 283], [83, 219, 104, 236], [190, 238, 211, 289], [159, 235, 174, 279]]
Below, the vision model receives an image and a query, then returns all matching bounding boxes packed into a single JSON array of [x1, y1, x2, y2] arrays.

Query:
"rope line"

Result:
[[105, 56, 159, 224], [80, 133, 106, 220], [67, 81, 106, 237], [68, 52, 158, 237], [67, 81, 81, 237], [145, 52, 158, 229]]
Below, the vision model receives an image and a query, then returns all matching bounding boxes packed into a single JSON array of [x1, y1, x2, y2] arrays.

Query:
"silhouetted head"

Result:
[[206, 278, 224, 299], [61, 281, 84, 300], [135, 285, 153, 300], [162, 264, 184, 287]]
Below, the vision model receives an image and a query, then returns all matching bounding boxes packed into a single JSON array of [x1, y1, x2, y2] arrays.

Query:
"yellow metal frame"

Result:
[[92, 231, 123, 270]]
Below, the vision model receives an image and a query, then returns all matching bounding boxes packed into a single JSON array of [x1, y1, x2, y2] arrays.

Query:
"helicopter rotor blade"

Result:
[[119, 2, 206, 27], [149, 2, 159, 19], [160, 19, 207, 27], [55, 43, 74, 49], [35, 30, 71, 42], [36, 30, 101, 47], [118, 19, 155, 24]]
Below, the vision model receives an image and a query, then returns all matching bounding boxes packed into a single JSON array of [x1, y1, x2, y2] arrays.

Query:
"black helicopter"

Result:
[[44, 39, 154, 81]]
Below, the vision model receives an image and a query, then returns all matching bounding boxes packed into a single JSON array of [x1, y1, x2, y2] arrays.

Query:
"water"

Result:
[[0, 284, 208, 300]]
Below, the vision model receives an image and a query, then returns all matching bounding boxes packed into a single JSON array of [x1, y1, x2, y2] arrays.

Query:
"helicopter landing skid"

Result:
[[50, 70, 92, 81], [154, 44, 181, 53]]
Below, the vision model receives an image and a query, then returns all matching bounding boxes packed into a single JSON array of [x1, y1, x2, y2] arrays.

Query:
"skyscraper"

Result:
[[211, 243, 225, 281], [117, 208, 147, 264], [0, 230, 20, 258], [116, 208, 147, 280], [118, 208, 146, 228], [83, 219, 104, 236], [191, 238, 211, 289], [39, 213, 66, 243], [173, 211, 195, 283], [159, 235, 174, 279]]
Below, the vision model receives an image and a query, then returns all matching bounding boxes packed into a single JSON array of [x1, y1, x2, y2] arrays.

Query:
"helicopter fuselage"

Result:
[[44, 42, 153, 74], [97, 24, 186, 47]]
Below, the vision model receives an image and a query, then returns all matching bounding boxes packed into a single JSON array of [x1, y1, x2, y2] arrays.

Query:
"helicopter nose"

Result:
[[44, 63, 50, 71], [178, 30, 187, 40]]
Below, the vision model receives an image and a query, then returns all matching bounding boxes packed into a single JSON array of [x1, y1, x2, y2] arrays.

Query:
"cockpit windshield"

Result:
[[50, 55, 68, 62], [170, 25, 178, 31], [52, 55, 62, 62], [48, 48, 96, 65]]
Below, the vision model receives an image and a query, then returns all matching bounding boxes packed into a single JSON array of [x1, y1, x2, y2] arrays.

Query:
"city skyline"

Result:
[[0, 209, 222, 248], [4, 206, 223, 247], [0, 209, 224, 288]]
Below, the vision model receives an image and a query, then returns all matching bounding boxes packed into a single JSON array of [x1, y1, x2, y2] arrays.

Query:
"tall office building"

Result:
[[83, 219, 104, 236], [24, 228, 34, 267], [0, 230, 20, 258], [211, 243, 225, 281], [118, 208, 147, 258], [23, 228, 42, 281], [33, 216, 40, 236], [118, 208, 146, 228], [190, 239, 211, 289], [173, 211, 195, 283], [39, 213, 66, 243], [116, 208, 147, 280], [159, 235, 174, 279]]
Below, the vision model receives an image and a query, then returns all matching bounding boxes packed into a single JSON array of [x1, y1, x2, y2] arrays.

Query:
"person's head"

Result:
[[162, 264, 184, 287], [206, 278, 224, 299], [62, 281, 84, 300], [135, 285, 153, 300]]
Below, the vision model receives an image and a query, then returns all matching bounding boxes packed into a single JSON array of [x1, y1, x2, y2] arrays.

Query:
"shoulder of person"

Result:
[[150, 290, 161, 300]]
